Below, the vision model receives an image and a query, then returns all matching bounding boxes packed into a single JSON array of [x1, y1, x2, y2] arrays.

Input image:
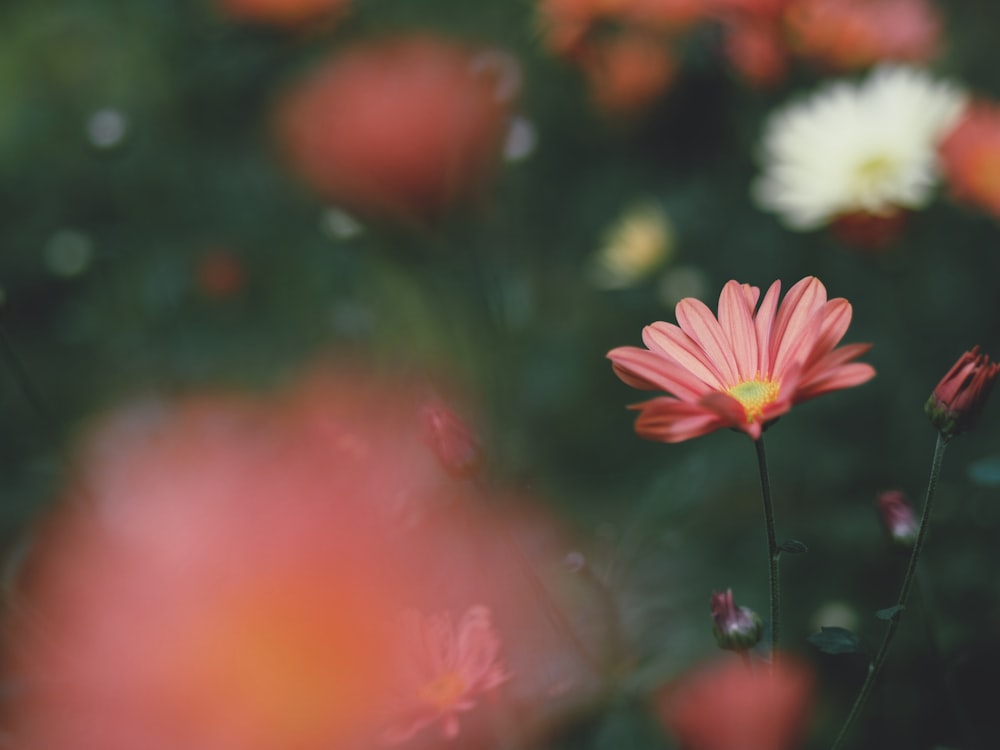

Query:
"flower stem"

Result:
[[753, 436, 780, 664], [831, 432, 951, 750]]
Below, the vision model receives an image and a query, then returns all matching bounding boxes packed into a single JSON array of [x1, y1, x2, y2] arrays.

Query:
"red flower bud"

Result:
[[925, 346, 1000, 437], [875, 490, 918, 547]]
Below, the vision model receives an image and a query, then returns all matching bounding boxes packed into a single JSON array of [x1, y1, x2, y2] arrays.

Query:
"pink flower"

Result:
[[384, 606, 510, 743], [607, 276, 875, 442]]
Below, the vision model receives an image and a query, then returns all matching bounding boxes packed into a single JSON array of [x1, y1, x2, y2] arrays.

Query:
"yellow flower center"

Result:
[[727, 378, 781, 423], [852, 154, 898, 202], [419, 671, 467, 710]]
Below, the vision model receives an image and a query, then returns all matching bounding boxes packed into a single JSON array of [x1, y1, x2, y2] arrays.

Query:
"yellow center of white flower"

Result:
[[727, 379, 781, 423], [419, 671, 467, 710], [852, 154, 898, 203]]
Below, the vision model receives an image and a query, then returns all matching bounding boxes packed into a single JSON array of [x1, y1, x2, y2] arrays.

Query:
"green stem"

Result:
[[831, 432, 951, 750], [754, 435, 780, 663]]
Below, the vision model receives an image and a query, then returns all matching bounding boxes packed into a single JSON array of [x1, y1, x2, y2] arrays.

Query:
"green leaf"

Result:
[[807, 626, 863, 655], [876, 605, 905, 621], [778, 539, 809, 554]]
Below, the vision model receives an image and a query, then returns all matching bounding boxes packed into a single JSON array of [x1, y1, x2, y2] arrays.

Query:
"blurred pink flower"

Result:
[[608, 276, 875, 442], [384, 606, 510, 743], [876, 490, 918, 546]]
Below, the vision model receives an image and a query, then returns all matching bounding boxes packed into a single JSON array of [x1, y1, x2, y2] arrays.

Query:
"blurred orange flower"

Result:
[[581, 31, 678, 117], [536, 0, 709, 116], [217, 0, 350, 26], [657, 656, 814, 750], [939, 102, 1000, 218], [275, 36, 516, 227], [1, 368, 613, 750], [720, 19, 788, 87]]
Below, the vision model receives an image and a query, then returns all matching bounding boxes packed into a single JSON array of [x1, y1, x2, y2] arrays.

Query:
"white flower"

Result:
[[753, 65, 966, 230]]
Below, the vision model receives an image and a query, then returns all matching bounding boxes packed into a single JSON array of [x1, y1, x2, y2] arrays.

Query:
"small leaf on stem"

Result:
[[807, 626, 863, 655], [778, 539, 808, 554], [875, 605, 905, 621]]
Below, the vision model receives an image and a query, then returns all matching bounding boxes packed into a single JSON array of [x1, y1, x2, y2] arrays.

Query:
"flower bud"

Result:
[[710, 589, 763, 652], [875, 490, 918, 547], [420, 400, 480, 479], [925, 346, 1000, 437]]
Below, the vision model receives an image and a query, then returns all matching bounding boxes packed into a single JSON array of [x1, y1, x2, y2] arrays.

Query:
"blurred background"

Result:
[[3, 1, 1000, 749]]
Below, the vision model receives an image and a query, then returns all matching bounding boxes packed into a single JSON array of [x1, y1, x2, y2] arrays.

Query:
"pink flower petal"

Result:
[[799, 342, 873, 388], [674, 298, 740, 385], [796, 363, 876, 401], [698, 391, 753, 433], [633, 397, 727, 443], [643, 322, 729, 389], [770, 277, 827, 377], [609, 346, 712, 400], [808, 298, 854, 360], [754, 280, 782, 377], [718, 281, 760, 381]]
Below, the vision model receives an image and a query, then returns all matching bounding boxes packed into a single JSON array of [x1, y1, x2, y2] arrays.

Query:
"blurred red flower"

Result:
[[657, 656, 814, 750], [939, 102, 1000, 218], [216, 0, 350, 26], [275, 36, 517, 227]]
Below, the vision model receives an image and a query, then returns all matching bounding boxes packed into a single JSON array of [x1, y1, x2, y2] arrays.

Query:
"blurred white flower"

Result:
[[588, 201, 674, 289], [753, 65, 966, 230]]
